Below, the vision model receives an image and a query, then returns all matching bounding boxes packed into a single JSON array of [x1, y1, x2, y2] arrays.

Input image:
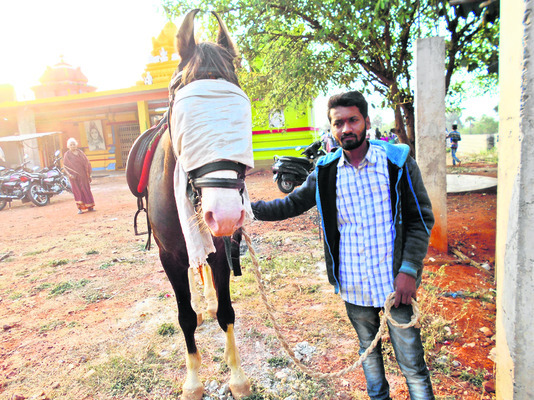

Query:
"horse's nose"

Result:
[[204, 209, 245, 237]]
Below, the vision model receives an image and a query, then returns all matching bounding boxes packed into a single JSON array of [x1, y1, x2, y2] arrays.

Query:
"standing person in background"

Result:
[[447, 124, 462, 166], [63, 138, 95, 214], [252, 90, 435, 400], [321, 129, 338, 153]]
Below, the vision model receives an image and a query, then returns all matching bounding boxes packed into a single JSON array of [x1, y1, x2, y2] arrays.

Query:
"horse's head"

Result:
[[171, 10, 253, 238]]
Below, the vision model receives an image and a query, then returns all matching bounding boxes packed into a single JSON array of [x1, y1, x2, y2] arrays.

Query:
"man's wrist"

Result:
[[398, 261, 418, 279]]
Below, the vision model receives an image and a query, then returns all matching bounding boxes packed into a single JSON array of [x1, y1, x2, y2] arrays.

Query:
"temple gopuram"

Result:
[[0, 22, 317, 171]]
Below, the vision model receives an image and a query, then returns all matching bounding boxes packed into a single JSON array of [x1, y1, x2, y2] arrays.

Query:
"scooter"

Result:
[[272, 140, 326, 193]]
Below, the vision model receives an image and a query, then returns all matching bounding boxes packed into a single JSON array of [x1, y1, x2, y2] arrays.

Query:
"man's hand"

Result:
[[393, 273, 416, 307]]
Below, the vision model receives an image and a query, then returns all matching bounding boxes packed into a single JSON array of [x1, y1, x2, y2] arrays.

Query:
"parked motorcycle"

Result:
[[34, 150, 72, 199], [272, 140, 326, 193], [0, 157, 50, 211]]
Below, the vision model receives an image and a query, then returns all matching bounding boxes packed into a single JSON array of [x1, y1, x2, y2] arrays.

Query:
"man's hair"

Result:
[[452, 124, 458, 130], [327, 91, 368, 121]]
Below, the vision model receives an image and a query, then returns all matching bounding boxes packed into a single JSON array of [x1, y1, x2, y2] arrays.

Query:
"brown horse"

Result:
[[147, 10, 252, 400]]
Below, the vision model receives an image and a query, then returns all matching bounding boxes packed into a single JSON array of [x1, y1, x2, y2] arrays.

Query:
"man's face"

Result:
[[329, 106, 370, 151]]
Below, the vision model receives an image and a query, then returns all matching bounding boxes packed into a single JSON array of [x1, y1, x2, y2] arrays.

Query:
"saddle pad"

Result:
[[126, 113, 168, 197]]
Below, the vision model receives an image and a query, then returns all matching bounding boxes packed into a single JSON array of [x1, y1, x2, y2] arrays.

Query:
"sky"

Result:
[[0, 0, 170, 100], [1, 0, 497, 126]]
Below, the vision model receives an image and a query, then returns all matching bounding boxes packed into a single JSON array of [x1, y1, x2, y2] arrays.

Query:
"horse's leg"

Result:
[[202, 264, 218, 319], [159, 251, 204, 400], [208, 239, 252, 399], [148, 134, 204, 400]]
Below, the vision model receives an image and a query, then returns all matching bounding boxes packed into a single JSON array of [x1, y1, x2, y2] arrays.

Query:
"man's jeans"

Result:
[[345, 302, 435, 400], [451, 147, 460, 165]]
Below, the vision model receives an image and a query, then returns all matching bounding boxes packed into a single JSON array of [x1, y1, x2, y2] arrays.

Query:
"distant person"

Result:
[[375, 127, 381, 140], [447, 124, 462, 166], [388, 128, 398, 144], [63, 138, 95, 214], [321, 129, 338, 153]]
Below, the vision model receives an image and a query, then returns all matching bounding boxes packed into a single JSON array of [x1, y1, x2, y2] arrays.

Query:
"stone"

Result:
[[479, 326, 493, 337], [483, 380, 496, 393]]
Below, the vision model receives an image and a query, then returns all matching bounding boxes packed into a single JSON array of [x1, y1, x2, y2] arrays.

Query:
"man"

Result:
[[447, 124, 462, 166], [252, 91, 435, 399]]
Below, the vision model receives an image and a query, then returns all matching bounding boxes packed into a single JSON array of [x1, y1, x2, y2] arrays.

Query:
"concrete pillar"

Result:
[[137, 100, 150, 133], [16, 108, 36, 134], [414, 37, 447, 252], [496, 1, 534, 398]]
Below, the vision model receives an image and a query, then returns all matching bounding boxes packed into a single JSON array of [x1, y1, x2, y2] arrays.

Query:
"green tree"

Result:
[[471, 114, 498, 134], [163, 0, 498, 148], [465, 115, 476, 134]]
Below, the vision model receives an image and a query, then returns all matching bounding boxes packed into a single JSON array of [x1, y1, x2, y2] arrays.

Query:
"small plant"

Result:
[[49, 279, 90, 296], [86, 249, 99, 255], [24, 249, 44, 256], [46, 259, 69, 268], [459, 368, 487, 387], [267, 356, 290, 368], [300, 284, 321, 294], [84, 291, 111, 304], [9, 292, 23, 300], [86, 352, 176, 397], [40, 320, 66, 332], [99, 261, 115, 270], [33, 282, 52, 292], [157, 323, 176, 336], [158, 292, 172, 300]]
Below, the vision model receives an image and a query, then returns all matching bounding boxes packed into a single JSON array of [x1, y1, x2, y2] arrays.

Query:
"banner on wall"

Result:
[[84, 120, 106, 151]]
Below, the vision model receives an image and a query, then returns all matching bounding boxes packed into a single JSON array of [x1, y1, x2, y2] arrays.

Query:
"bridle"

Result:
[[187, 161, 247, 209]]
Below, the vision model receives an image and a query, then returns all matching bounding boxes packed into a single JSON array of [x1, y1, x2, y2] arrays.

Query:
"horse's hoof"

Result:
[[229, 381, 252, 399], [196, 312, 204, 326], [181, 386, 204, 400]]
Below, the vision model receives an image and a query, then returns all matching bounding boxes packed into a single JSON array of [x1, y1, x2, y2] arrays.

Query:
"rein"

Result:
[[241, 228, 422, 380]]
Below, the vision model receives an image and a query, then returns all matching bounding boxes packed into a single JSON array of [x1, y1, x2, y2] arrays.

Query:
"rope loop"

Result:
[[241, 228, 421, 379]]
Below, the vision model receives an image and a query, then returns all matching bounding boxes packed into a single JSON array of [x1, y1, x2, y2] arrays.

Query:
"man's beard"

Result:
[[340, 127, 367, 150]]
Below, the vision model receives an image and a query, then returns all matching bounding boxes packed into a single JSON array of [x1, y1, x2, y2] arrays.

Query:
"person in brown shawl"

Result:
[[63, 138, 95, 214]]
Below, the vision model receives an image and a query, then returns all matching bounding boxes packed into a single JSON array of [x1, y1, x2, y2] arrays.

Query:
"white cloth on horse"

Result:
[[171, 79, 254, 268]]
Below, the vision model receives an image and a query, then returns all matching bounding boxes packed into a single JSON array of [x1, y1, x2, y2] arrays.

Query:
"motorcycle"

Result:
[[34, 150, 72, 199], [0, 157, 50, 211], [272, 140, 326, 193]]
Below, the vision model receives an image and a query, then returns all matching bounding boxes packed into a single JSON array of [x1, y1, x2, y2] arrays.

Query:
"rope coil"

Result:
[[241, 228, 421, 379]]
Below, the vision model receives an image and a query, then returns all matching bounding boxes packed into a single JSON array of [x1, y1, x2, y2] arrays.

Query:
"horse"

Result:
[[146, 10, 253, 400]]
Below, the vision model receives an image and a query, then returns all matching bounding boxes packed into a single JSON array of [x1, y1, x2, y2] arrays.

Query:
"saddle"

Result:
[[125, 112, 169, 250], [126, 112, 168, 199]]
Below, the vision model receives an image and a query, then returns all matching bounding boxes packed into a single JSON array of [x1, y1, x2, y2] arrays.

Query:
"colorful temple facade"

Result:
[[0, 22, 317, 171]]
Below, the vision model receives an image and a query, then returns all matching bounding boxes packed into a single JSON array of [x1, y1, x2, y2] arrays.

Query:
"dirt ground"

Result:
[[0, 162, 496, 400]]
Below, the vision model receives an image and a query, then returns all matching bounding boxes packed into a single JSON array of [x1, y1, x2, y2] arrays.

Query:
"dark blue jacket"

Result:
[[252, 140, 434, 294]]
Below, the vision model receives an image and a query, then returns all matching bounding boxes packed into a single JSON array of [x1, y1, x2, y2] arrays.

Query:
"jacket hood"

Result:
[[317, 140, 411, 168]]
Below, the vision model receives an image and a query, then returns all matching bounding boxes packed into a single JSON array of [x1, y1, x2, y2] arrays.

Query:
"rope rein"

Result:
[[241, 228, 421, 379]]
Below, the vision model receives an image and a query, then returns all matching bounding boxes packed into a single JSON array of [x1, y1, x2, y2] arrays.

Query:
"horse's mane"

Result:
[[179, 41, 240, 88]]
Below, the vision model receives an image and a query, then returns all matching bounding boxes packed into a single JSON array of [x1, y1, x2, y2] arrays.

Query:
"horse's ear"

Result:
[[211, 11, 238, 58], [176, 9, 201, 69]]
